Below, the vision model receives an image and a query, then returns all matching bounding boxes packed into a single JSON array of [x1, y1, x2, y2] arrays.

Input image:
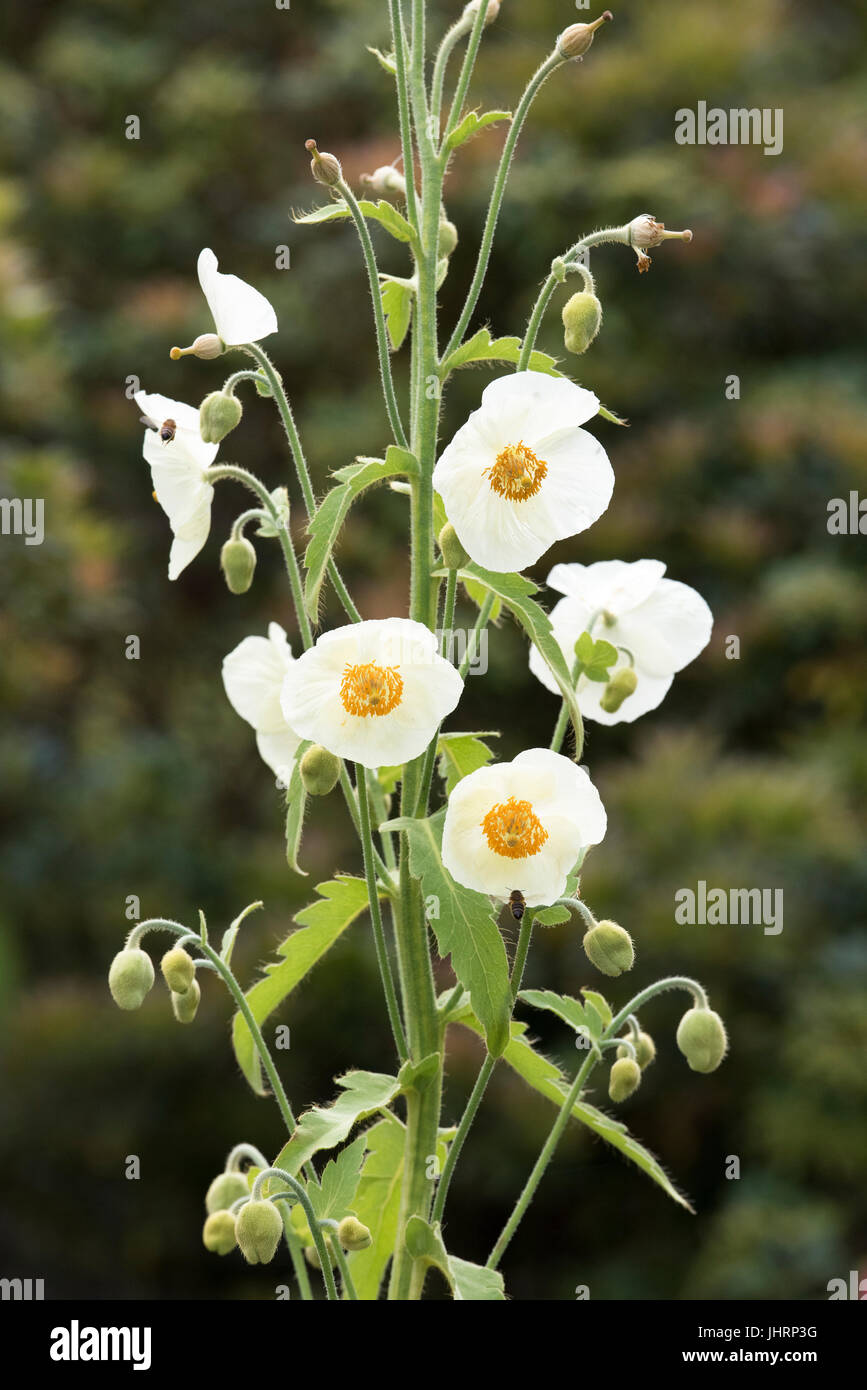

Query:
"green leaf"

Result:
[[453, 1004, 694, 1212], [284, 742, 310, 876], [520, 987, 591, 1035], [376, 764, 404, 796], [305, 1133, 367, 1222], [574, 632, 619, 683], [582, 989, 613, 1029], [291, 201, 352, 226], [440, 326, 561, 379], [451, 565, 584, 755], [220, 900, 263, 968], [273, 1070, 402, 1177], [358, 198, 416, 244], [231, 875, 373, 1095], [381, 810, 511, 1056], [462, 571, 502, 622], [598, 402, 629, 426], [436, 731, 499, 795], [405, 1217, 506, 1300], [346, 1113, 405, 1299], [533, 904, 571, 927], [398, 1050, 441, 1093], [380, 277, 414, 351], [444, 108, 511, 153], [304, 448, 417, 619], [254, 485, 290, 537], [367, 45, 396, 75]]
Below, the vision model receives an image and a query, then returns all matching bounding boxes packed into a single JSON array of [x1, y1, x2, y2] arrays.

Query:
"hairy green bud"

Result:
[[438, 220, 459, 258], [299, 744, 341, 797], [108, 948, 154, 1011], [220, 537, 257, 595], [202, 1210, 237, 1255], [676, 1006, 728, 1074], [199, 390, 243, 444], [600, 667, 638, 713], [305, 1237, 336, 1269], [583, 920, 635, 977], [337, 1216, 372, 1251], [206, 1171, 251, 1214], [562, 290, 603, 355], [161, 946, 195, 995], [171, 977, 201, 1024], [438, 522, 468, 570], [236, 1199, 284, 1265], [618, 1031, 656, 1070], [608, 1056, 641, 1102]]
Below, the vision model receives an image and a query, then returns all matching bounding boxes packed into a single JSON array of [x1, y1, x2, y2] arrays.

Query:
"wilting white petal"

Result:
[[197, 248, 278, 346]]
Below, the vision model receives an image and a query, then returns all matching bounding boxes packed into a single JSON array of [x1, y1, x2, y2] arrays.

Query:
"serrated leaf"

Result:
[[305, 1132, 367, 1222], [575, 633, 619, 683], [367, 45, 396, 75], [284, 743, 310, 877], [381, 810, 511, 1056], [405, 1217, 506, 1300], [440, 326, 561, 379], [436, 731, 498, 795], [220, 900, 263, 968], [304, 448, 418, 619], [380, 278, 414, 351], [273, 1070, 402, 1177], [453, 1004, 693, 1211], [533, 904, 571, 927], [398, 1050, 441, 1093], [231, 875, 373, 1095], [444, 108, 511, 154], [291, 201, 352, 226], [520, 987, 591, 1035], [462, 571, 502, 622], [358, 198, 416, 244], [598, 402, 628, 426], [582, 989, 612, 1029], [346, 1113, 405, 1299]]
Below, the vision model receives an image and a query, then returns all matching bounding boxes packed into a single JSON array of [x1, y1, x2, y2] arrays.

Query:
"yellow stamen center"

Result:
[[483, 441, 548, 501], [340, 661, 403, 718], [481, 796, 549, 859]]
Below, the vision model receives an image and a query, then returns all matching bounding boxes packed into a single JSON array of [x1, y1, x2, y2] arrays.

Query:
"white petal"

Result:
[[255, 728, 301, 782], [223, 633, 295, 734], [167, 502, 211, 580], [197, 247, 278, 346], [616, 578, 713, 674], [480, 372, 600, 434], [547, 558, 667, 614]]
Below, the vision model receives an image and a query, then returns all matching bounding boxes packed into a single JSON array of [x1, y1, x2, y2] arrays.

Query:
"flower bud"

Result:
[[236, 1199, 284, 1265], [220, 537, 257, 595], [583, 920, 635, 977], [206, 1171, 251, 1214], [438, 220, 459, 258], [562, 290, 603, 355], [305, 139, 342, 188], [464, 0, 500, 25], [108, 948, 155, 1011], [600, 667, 638, 713], [618, 1031, 656, 1070], [557, 11, 612, 61], [170, 334, 224, 361], [199, 390, 243, 444], [202, 1210, 237, 1255], [337, 1216, 372, 1251], [361, 165, 407, 199], [161, 946, 195, 995], [171, 977, 201, 1024], [608, 1056, 641, 1102], [305, 1237, 336, 1269], [676, 1006, 728, 1074], [299, 744, 341, 797], [438, 522, 468, 570]]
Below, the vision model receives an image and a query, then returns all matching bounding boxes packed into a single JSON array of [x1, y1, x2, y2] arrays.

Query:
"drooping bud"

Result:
[[583, 920, 635, 977], [306, 140, 342, 188], [299, 744, 341, 797], [361, 165, 407, 199], [203, 1210, 237, 1255], [608, 1056, 641, 1102], [557, 11, 612, 61], [562, 290, 603, 355], [171, 977, 201, 1024], [464, 0, 501, 25], [161, 946, 195, 995], [220, 537, 257, 595], [199, 390, 243, 444], [438, 220, 459, 258], [206, 1171, 251, 1214], [305, 1237, 336, 1270], [337, 1216, 372, 1251], [676, 1006, 728, 1074], [438, 522, 468, 570], [618, 1031, 656, 1070], [600, 667, 638, 713], [108, 948, 155, 1011], [170, 334, 225, 361], [626, 214, 693, 273], [236, 1199, 284, 1265]]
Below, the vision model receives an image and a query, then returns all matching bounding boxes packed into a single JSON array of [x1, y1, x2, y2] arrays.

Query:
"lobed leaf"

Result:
[[444, 108, 512, 154], [439, 326, 561, 379], [405, 1217, 506, 1300], [436, 730, 499, 795], [272, 1070, 402, 1177]]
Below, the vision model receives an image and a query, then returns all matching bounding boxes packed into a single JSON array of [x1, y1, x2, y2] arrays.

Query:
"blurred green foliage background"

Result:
[[1, 0, 865, 1301]]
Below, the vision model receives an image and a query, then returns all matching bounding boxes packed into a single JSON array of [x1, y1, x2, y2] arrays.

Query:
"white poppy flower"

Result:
[[197, 248, 278, 347], [280, 618, 464, 769], [135, 389, 217, 581], [432, 371, 614, 573], [441, 748, 606, 906], [222, 623, 301, 783], [529, 559, 713, 725]]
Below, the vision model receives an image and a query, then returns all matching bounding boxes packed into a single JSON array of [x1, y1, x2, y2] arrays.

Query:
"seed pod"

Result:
[[608, 1056, 641, 1102], [305, 140, 342, 188], [337, 1216, 372, 1251], [205, 1171, 251, 1214], [161, 946, 195, 996], [108, 948, 155, 1011], [583, 920, 635, 977], [557, 11, 613, 61], [199, 390, 243, 444], [562, 290, 603, 355], [170, 334, 225, 361], [236, 1199, 284, 1265], [202, 1210, 237, 1255], [600, 667, 638, 713], [299, 744, 341, 797], [171, 977, 201, 1024], [220, 537, 257, 595], [676, 1007, 728, 1074]]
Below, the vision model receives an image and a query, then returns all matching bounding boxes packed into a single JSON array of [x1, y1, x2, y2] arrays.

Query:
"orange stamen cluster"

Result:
[[339, 661, 403, 718], [483, 441, 548, 501], [481, 796, 549, 860]]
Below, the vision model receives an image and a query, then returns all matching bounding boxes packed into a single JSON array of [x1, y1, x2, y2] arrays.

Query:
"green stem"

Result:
[[412, 567, 458, 819], [603, 977, 709, 1042], [431, 19, 469, 131], [255, 1170, 338, 1301], [389, 0, 420, 235], [550, 652, 585, 757], [320, 1220, 359, 1301], [459, 591, 494, 678], [444, 49, 564, 360], [338, 763, 393, 887], [442, 0, 491, 144], [356, 764, 409, 1062]]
